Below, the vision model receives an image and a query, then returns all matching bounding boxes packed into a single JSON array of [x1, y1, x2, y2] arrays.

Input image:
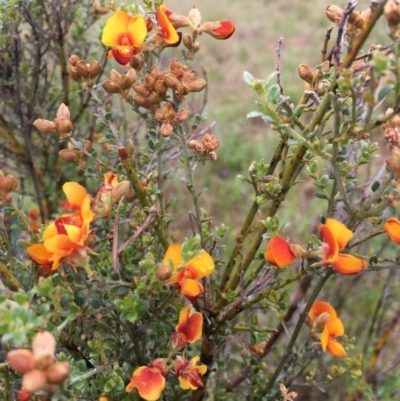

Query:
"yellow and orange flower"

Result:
[[308, 301, 347, 358], [174, 356, 207, 390], [126, 359, 167, 401], [102, 11, 147, 65], [27, 182, 94, 275], [384, 217, 400, 243], [171, 306, 203, 348], [157, 5, 180, 46], [162, 244, 214, 298], [318, 218, 367, 275], [265, 235, 297, 268]]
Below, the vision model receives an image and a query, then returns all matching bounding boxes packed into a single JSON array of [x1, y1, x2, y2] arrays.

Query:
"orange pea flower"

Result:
[[309, 301, 347, 358], [171, 306, 203, 348], [126, 359, 167, 401], [157, 5, 180, 46], [163, 244, 214, 298], [102, 11, 147, 65], [27, 182, 94, 275], [384, 217, 400, 243], [265, 235, 297, 268], [318, 218, 367, 275], [163, 5, 235, 40], [174, 356, 207, 390]]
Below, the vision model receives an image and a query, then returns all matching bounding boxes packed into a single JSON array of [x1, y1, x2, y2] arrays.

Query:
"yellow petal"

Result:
[[186, 250, 214, 279], [320, 326, 329, 351], [324, 218, 353, 249], [63, 182, 87, 213], [327, 339, 347, 357], [385, 217, 400, 244], [162, 244, 183, 269], [179, 278, 204, 297]]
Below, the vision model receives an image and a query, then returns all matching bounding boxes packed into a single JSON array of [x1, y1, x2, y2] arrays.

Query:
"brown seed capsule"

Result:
[[148, 92, 162, 105], [111, 181, 131, 203], [46, 362, 70, 384], [154, 80, 168, 96], [132, 94, 148, 108], [102, 80, 120, 94], [69, 55, 80, 66], [93, 0, 109, 15], [69, 65, 81, 82], [192, 41, 200, 53], [89, 60, 102, 79], [188, 79, 207, 92], [83, 140, 92, 152], [143, 75, 155, 89], [133, 83, 151, 97], [7, 349, 35, 373], [183, 33, 193, 50], [119, 76, 133, 91], [56, 103, 71, 121], [164, 73, 181, 90], [385, 0, 400, 27], [326, 5, 343, 24], [150, 65, 159, 78], [129, 55, 145, 71], [175, 108, 190, 122], [33, 119, 58, 133], [156, 264, 173, 281], [59, 149, 78, 163], [75, 60, 90, 77], [22, 370, 47, 393], [126, 68, 137, 83]]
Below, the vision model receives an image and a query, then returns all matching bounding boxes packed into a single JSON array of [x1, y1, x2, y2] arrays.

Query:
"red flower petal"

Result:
[[264, 235, 296, 268]]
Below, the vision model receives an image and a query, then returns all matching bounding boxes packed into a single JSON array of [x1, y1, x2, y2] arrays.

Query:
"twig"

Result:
[[118, 205, 157, 253], [322, 27, 334, 62], [276, 37, 284, 95]]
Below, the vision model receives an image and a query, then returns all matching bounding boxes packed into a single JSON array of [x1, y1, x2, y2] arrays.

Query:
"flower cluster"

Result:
[[188, 133, 220, 161], [101, 4, 235, 66], [33, 103, 73, 139], [308, 301, 347, 358], [264, 218, 367, 275], [27, 182, 94, 276], [126, 307, 206, 400], [7, 331, 70, 396], [160, 243, 214, 299]]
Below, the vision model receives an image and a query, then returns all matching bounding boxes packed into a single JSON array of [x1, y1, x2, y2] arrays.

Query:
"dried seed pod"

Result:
[[46, 362, 70, 384], [22, 370, 47, 393], [7, 349, 35, 373]]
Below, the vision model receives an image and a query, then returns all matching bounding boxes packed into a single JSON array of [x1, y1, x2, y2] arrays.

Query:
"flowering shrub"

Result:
[[2, 1, 400, 401]]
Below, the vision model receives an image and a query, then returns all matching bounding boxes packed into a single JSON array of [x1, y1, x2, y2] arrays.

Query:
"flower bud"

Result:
[[188, 6, 202, 27], [206, 151, 217, 161], [164, 73, 181, 90], [156, 264, 173, 281], [32, 330, 56, 369], [326, 5, 343, 24], [289, 244, 304, 258], [46, 362, 70, 384], [111, 181, 131, 203], [175, 108, 190, 122], [0, 174, 18, 193], [192, 41, 200, 53], [187, 140, 203, 153], [33, 119, 58, 133], [188, 79, 207, 92], [59, 149, 78, 162], [129, 55, 145, 71], [298, 64, 313, 84], [145, 15, 153, 32], [160, 122, 173, 137], [55, 119, 74, 134], [89, 60, 102, 78], [384, 0, 400, 27], [126, 68, 137, 83], [75, 60, 90, 77], [387, 147, 400, 177], [7, 349, 35, 373], [183, 33, 193, 50], [102, 80, 120, 93], [56, 103, 71, 121], [22, 370, 47, 393], [69, 55, 80, 66], [83, 140, 92, 152]]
